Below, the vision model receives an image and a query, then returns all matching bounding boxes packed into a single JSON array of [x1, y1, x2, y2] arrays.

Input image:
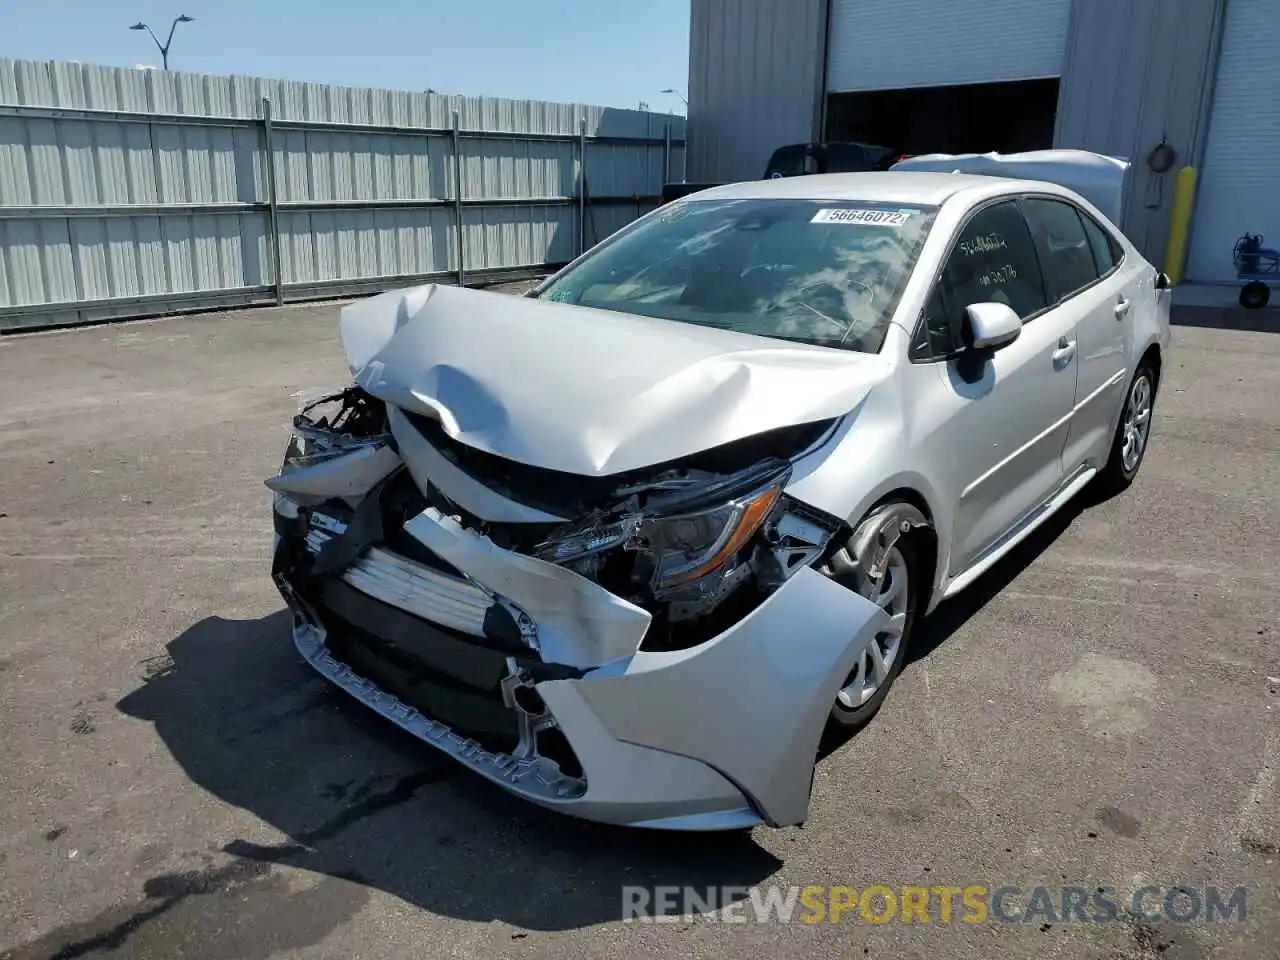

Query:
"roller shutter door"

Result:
[[826, 0, 1073, 93], [1185, 0, 1280, 283]]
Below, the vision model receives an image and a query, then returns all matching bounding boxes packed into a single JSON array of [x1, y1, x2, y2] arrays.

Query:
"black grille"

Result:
[[318, 580, 520, 748]]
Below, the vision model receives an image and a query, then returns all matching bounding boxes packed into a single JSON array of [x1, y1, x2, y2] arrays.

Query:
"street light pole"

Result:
[[129, 14, 194, 70], [660, 87, 689, 108]]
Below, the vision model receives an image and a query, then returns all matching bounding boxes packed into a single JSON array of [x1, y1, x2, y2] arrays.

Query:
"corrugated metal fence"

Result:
[[0, 58, 686, 331]]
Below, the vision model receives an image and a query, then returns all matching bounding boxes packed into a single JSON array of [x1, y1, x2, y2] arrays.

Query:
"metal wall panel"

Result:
[[1184, 0, 1280, 282], [686, 0, 828, 183], [461, 206, 577, 272], [828, 0, 1071, 92], [1054, 0, 1224, 262], [682, 0, 1230, 266], [0, 58, 686, 329]]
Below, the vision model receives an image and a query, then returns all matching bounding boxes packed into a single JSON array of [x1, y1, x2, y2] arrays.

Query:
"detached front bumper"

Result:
[[272, 489, 887, 830]]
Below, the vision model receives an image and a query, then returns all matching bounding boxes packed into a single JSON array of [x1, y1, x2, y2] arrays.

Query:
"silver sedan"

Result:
[[267, 168, 1171, 830]]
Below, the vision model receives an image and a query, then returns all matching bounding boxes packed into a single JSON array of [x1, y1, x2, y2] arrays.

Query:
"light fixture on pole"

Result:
[[129, 15, 194, 70], [660, 87, 689, 108]]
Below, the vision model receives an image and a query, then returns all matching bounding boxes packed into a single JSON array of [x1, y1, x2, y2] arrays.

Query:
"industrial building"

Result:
[[685, 0, 1279, 286]]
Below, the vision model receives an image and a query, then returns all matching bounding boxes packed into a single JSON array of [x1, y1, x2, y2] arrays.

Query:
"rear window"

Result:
[[535, 198, 938, 354], [1021, 197, 1102, 303], [824, 143, 872, 172]]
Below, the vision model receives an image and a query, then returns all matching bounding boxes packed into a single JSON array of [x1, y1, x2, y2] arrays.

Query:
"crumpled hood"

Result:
[[339, 283, 890, 476]]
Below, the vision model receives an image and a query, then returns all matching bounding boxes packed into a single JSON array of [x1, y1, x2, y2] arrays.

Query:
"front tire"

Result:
[[827, 533, 920, 731]]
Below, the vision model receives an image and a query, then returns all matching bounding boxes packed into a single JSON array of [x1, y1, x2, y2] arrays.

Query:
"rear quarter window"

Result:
[[1079, 210, 1123, 275]]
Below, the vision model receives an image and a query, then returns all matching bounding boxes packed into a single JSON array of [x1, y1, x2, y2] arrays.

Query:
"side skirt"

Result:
[[940, 465, 1097, 601]]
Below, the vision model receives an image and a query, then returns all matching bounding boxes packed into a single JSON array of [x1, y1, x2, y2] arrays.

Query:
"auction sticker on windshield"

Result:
[[811, 208, 910, 226]]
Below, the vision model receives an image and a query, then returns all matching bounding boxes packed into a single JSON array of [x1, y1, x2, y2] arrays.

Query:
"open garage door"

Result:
[[1185, 0, 1280, 283], [826, 0, 1072, 93]]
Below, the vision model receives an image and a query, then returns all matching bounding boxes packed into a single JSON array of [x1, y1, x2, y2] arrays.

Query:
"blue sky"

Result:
[[3, 0, 691, 113]]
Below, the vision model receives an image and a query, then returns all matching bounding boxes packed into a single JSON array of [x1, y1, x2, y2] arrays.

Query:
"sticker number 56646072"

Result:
[[811, 208, 910, 226]]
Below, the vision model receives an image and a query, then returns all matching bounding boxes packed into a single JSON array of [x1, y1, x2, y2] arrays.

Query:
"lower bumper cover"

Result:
[[291, 616, 768, 828], [274, 500, 887, 830]]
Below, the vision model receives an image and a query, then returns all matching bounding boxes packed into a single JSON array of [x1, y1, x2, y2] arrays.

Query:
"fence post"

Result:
[[663, 122, 672, 186], [451, 110, 465, 286], [261, 97, 285, 306], [577, 116, 588, 256]]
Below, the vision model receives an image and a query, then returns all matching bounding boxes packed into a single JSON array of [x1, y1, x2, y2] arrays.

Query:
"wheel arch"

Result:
[[839, 487, 942, 615], [1139, 342, 1162, 389]]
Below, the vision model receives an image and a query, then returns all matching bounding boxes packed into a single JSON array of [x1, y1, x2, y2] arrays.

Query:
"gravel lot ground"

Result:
[[0, 298, 1276, 960]]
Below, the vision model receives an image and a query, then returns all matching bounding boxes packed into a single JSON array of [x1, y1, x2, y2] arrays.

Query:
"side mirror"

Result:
[[1155, 271, 1172, 290], [965, 302, 1022, 351]]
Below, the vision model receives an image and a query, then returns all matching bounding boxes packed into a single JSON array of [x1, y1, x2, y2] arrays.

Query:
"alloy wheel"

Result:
[[836, 546, 910, 709], [1121, 373, 1153, 474]]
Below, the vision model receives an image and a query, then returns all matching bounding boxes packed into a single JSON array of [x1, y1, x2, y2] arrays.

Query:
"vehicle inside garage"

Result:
[[824, 78, 1060, 155]]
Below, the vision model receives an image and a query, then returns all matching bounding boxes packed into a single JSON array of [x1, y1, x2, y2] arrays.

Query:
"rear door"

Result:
[[1021, 197, 1130, 473]]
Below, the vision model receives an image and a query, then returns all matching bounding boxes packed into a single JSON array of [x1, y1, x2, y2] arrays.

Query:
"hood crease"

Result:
[[340, 283, 890, 477]]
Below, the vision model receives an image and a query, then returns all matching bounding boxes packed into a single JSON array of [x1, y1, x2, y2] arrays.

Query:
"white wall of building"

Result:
[[827, 0, 1073, 92]]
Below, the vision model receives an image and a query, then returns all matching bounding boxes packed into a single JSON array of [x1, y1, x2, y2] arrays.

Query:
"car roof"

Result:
[[683, 171, 1056, 208]]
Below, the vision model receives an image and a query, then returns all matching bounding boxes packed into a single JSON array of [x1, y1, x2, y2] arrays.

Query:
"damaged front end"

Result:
[[396, 407, 853, 652], [268, 386, 399, 504], [527, 457, 851, 650], [269, 384, 887, 829], [270, 387, 598, 804]]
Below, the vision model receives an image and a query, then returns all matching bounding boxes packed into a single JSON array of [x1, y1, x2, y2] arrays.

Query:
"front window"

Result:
[[535, 198, 937, 354], [913, 200, 1048, 360]]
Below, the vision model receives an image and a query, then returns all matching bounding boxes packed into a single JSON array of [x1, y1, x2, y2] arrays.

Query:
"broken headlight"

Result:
[[280, 386, 390, 471], [534, 462, 849, 642], [533, 475, 782, 588], [635, 482, 783, 590], [532, 458, 850, 603]]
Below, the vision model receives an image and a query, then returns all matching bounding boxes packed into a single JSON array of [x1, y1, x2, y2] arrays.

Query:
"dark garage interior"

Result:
[[825, 78, 1061, 155]]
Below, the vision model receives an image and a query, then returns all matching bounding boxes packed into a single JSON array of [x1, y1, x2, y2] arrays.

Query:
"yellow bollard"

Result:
[[1163, 166, 1197, 284]]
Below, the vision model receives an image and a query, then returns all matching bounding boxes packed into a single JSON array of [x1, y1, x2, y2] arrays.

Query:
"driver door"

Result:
[[910, 199, 1079, 575]]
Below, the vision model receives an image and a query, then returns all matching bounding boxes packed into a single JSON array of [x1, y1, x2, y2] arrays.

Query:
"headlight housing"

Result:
[[632, 481, 783, 590], [533, 472, 784, 591], [531, 460, 846, 623]]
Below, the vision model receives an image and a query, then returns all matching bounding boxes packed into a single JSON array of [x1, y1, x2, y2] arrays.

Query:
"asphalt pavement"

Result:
[[0, 299, 1276, 959]]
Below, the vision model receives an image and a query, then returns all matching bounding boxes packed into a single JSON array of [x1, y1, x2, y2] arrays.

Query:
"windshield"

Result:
[[535, 198, 937, 353]]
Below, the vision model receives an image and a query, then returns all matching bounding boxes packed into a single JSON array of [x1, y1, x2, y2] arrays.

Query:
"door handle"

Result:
[[1053, 337, 1077, 365], [1114, 297, 1131, 318]]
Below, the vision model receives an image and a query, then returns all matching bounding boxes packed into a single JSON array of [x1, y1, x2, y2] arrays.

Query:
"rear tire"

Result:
[[1094, 360, 1157, 496]]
